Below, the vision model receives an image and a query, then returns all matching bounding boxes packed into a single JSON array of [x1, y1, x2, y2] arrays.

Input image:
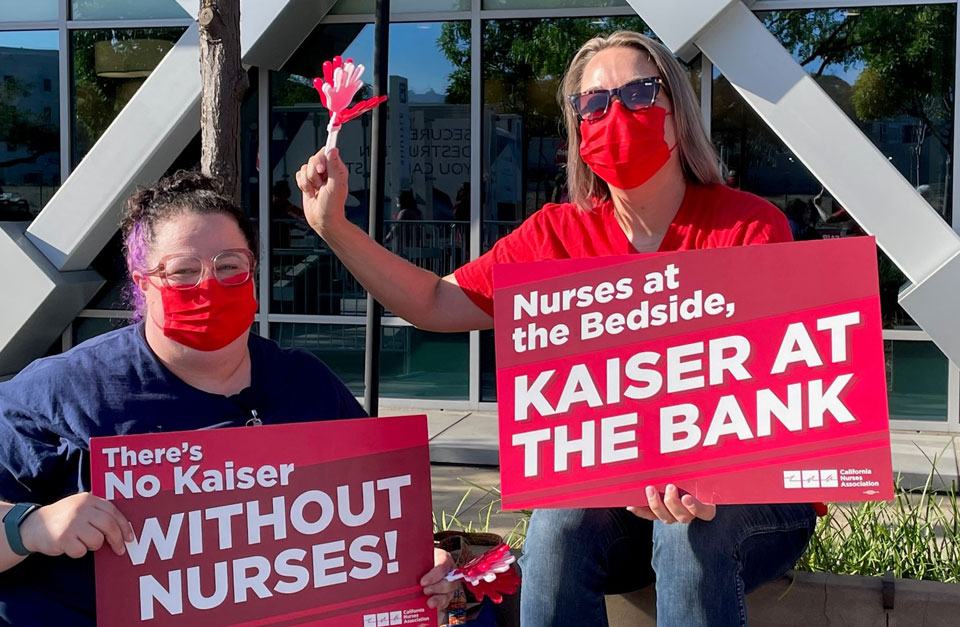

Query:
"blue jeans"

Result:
[[519, 504, 816, 627]]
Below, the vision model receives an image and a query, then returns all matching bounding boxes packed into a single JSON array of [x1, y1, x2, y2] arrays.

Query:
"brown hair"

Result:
[[560, 31, 723, 210], [120, 170, 258, 319]]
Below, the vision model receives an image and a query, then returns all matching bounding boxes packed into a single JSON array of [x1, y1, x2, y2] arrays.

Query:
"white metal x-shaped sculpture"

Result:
[[628, 0, 960, 368], [2, 0, 957, 380], [0, 0, 337, 374]]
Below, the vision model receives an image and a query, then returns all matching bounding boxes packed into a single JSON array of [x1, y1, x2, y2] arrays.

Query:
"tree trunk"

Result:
[[199, 0, 248, 203]]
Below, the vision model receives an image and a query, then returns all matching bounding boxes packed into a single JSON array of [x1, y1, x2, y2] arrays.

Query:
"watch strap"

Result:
[[3, 503, 40, 556]]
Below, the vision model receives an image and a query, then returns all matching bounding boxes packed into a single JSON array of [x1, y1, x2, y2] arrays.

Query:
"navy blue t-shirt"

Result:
[[0, 324, 365, 625]]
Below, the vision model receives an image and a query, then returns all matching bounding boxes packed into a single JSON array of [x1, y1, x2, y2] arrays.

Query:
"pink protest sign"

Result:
[[493, 237, 894, 510], [90, 416, 436, 627]]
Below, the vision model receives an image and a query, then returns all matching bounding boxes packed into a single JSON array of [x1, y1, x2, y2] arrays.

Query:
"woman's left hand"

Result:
[[420, 548, 457, 610], [627, 484, 717, 524]]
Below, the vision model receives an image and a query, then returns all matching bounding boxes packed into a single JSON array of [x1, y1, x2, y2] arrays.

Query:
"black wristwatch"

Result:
[[3, 503, 40, 556]]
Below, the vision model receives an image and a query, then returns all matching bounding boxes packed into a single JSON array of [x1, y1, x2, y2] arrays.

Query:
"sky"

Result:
[[341, 22, 460, 98]]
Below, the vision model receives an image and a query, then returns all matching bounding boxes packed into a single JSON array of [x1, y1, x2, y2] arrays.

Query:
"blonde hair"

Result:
[[560, 31, 723, 210]]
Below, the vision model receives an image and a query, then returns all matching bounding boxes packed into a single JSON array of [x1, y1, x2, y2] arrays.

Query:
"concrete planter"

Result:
[[606, 570, 960, 626]]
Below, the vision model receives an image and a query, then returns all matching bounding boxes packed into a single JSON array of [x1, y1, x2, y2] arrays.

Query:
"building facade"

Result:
[[1, 0, 958, 429]]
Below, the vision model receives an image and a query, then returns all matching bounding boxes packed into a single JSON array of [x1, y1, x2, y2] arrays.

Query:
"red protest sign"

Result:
[[90, 416, 436, 627], [493, 237, 893, 510]]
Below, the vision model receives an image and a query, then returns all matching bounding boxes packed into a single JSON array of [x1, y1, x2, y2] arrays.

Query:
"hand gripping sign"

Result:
[[313, 56, 388, 152], [91, 416, 436, 627], [493, 237, 894, 510]]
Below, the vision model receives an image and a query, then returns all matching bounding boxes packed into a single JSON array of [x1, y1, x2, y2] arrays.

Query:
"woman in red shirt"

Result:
[[296, 30, 815, 627]]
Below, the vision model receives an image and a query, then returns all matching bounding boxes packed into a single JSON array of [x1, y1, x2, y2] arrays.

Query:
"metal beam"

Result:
[[364, 0, 390, 417], [27, 0, 337, 272], [628, 0, 960, 365], [28, 24, 202, 272], [0, 223, 102, 375]]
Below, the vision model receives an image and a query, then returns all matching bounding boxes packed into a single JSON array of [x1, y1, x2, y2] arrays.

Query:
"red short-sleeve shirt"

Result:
[[455, 183, 793, 316], [453, 183, 829, 516]]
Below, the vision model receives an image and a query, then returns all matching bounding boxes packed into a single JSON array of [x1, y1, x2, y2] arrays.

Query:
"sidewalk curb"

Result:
[[606, 570, 960, 626]]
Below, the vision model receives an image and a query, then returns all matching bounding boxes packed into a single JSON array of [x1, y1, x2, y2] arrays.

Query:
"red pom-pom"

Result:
[[455, 543, 512, 582], [466, 567, 521, 604]]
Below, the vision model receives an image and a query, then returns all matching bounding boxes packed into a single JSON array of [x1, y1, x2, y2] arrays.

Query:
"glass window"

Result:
[[713, 5, 956, 329], [271, 323, 469, 400], [0, 2, 59, 21], [330, 0, 469, 14], [477, 16, 694, 400], [71, 0, 190, 20], [240, 71, 261, 222], [0, 31, 60, 222], [269, 22, 471, 402], [87, 231, 131, 310], [483, 0, 627, 8], [885, 340, 949, 421], [73, 317, 130, 345], [270, 23, 373, 316], [270, 21, 470, 316], [71, 27, 186, 167], [384, 22, 470, 280]]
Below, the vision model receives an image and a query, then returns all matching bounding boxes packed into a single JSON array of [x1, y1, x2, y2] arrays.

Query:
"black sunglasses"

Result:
[[568, 76, 666, 122]]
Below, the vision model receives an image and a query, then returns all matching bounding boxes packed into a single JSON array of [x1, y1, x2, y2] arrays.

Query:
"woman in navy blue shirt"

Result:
[[0, 171, 455, 625]]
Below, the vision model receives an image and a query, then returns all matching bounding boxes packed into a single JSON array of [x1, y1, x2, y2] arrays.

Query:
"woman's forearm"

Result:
[[0, 503, 28, 573], [319, 218, 491, 332], [296, 148, 493, 332]]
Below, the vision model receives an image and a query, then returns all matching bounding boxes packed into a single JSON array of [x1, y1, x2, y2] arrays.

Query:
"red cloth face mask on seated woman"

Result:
[[578, 100, 674, 190], [157, 279, 258, 351]]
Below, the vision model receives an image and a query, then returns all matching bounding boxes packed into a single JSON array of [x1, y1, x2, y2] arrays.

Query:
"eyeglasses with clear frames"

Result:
[[143, 249, 255, 290]]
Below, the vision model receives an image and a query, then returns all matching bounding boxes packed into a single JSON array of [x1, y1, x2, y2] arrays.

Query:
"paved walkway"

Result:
[[383, 406, 960, 539]]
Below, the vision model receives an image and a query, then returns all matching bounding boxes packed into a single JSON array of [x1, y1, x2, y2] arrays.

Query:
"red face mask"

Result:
[[155, 278, 257, 351], [578, 101, 674, 190]]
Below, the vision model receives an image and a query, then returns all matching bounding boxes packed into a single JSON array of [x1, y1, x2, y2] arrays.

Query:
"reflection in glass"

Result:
[[331, 0, 469, 13], [482, 0, 627, 8], [476, 17, 692, 400], [71, 0, 190, 20], [713, 6, 956, 329], [71, 28, 186, 166], [236, 69, 261, 224], [271, 323, 468, 400], [87, 232, 130, 310], [885, 340, 949, 421], [0, 2, 59, 21], [385, 23, 471, 282], [0, 31, 60, 222], [74, 317, 129, 345], [270, 23, 372, 316], [270, 22, 470, 317]]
